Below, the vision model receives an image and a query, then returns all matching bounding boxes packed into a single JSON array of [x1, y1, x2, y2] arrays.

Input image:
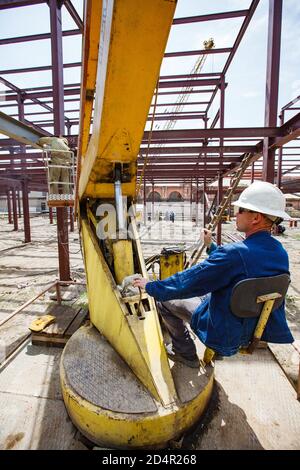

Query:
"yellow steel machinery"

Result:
[[60, 0, 214, 448], [160, 247, 185, 280]]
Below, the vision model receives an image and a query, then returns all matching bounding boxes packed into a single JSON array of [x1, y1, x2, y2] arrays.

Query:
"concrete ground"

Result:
[[0, 214, 85, 363], [0, 212, 299, 450]]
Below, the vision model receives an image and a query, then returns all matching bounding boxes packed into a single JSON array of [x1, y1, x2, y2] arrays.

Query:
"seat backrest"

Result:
[[230, 274, 290, 318]]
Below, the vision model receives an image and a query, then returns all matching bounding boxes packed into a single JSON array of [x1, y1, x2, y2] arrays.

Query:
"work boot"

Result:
[[166, 344, 200, 369]]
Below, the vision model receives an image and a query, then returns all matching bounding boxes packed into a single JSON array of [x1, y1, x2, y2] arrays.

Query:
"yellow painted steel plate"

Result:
[[61, 324, 214, 449]]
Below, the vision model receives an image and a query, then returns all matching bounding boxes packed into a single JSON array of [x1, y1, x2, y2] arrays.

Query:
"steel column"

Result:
[[152, 182, 155, 220], [17, 93, 25, 121], [49, 0, 71, 281], [56, 207, 71, 281], [21, 180, 31, 243], [49, 0, 65, 134], [217, 77, 225, 245], [203, 177, 207, 227], [11, 187, 18, 231], [195, 178, 199, 226], [277, 111, 284, 188], [70, 206, 74, 232], [251, 162, 255, 183], [17, 190, 22, 217], [143, 176, 147, 225], [190, 179, 193, 220], [17, 92, 27, 171], [262, 0, 282, 182], [203, 116, 208, 227], [6, 189, 12, 224]]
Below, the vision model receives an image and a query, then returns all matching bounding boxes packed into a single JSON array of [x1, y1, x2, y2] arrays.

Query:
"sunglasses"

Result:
[[234, 206, 256, 215]]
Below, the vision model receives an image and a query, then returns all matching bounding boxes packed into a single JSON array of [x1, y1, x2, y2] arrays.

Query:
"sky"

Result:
[[0, 0, 299, 135]]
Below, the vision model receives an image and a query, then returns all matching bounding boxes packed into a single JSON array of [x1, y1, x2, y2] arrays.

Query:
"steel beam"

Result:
[[223, 1, 260, 76], [157, 89, 215, 96], [0, 86, 80, 102], [160, 73, 221, 80], [0, 0, 45, 9], [172, 10, 248, 25], [143, 128, 280, 140], [0, 111, 44, 146], [138, 157, 242, 163], [139, 146, 255, 154], [138, 165, 229, 171], [282, 95, 300, 112], [64, 0, 83, 32], [158, 78, 220, 88], [272, 112, 300, 148], [164, 48, 232, 58], [1, 76, 71, 127], [0, 62, 81, 76], [0, 29, 81, 45], [150, 101, 209, 108]]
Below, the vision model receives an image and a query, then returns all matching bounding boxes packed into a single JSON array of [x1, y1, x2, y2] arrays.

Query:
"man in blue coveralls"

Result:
[[133, 181, 294, 368]]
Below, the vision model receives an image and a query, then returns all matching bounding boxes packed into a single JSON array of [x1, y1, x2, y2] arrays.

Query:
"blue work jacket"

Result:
[[145, 231, 294, 356]]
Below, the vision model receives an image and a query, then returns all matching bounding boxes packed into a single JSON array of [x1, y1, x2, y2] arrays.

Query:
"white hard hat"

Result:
[[232, 181, 291, 220]]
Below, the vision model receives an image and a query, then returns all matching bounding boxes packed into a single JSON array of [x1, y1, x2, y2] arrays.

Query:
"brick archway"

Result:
[[147, 190, 162, 202], [167, 190, 183, 202]]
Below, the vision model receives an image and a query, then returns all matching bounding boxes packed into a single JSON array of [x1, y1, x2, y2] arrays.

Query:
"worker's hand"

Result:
[[132, 277, 148, 290], [202, 228, 212, 248]]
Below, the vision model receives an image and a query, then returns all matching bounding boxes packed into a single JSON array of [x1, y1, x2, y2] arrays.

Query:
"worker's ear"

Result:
[[251, 212, 262, 225]]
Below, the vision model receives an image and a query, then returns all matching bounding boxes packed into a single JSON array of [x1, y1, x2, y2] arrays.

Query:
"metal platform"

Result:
[[60, 324, 214, 449], [47, 194, 74, 207]]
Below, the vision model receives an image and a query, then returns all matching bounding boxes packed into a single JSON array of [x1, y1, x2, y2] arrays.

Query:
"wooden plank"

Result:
[[39, 305, 81, 337], [32, 306, 88, 347], [64, 308, 88, 337], [31, 336, 67, 348]]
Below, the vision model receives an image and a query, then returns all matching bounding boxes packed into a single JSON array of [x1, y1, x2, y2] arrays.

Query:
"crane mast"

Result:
[[60, 0, 214, 448]]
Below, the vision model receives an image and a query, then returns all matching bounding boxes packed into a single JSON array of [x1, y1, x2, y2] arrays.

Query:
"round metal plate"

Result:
[[63, 325, 157, 414]]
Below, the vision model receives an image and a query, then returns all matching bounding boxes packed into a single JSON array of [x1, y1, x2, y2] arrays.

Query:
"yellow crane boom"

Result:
[[61, 0, 214, 449], [79, 0, 176, 200]]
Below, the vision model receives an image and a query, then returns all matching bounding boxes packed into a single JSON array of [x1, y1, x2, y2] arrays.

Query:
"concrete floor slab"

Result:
[[0, 391, 85, 450], [0, 342, 62, 400], [191, 350, 300, 450]]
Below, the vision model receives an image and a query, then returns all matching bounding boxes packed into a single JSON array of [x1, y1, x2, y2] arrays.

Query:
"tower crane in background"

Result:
[[137, 39, 215, 204], [156, 38, 215, 134]]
